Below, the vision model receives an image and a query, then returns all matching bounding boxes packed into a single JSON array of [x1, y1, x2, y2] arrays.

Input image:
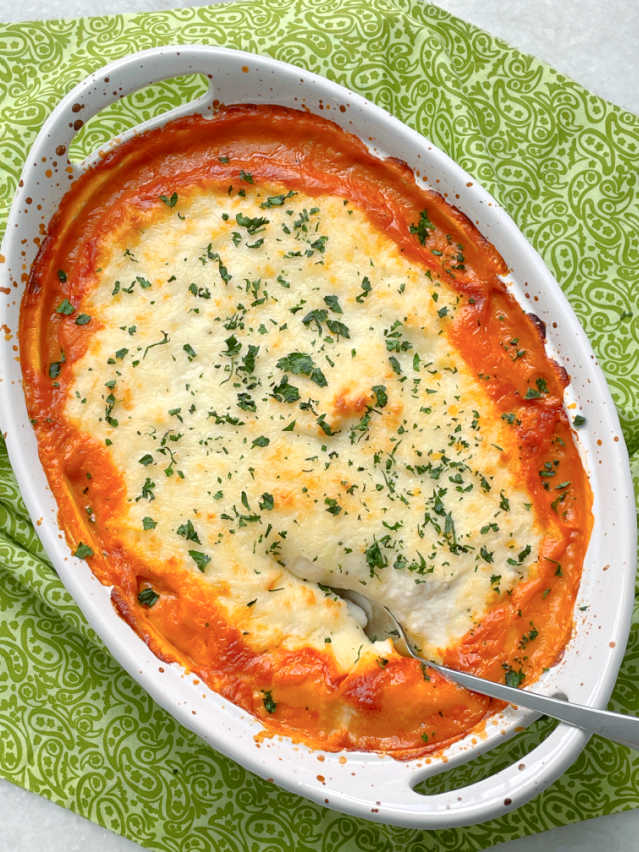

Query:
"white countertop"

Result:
[[0, 2, 637, 851]]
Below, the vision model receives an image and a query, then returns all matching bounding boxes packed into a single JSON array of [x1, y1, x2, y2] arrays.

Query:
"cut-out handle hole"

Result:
[[413, 716, 558, 796], [68, 72, 210, 164]]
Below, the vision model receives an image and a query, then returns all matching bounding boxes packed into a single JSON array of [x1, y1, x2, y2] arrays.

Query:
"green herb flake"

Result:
[[276, 352, 327, 387], [138, 454, 154, 466], [323, 294, 343, 314], [183, 343, 197, 361], [177, 519, 201, 543], [356, 275, 372, 303], [573, 414, 586, 427], [388, 355, 402, 375], [365, 538, 387, 577], [236, 212, 269, 235], [409, 210, 435, 245], [49, 353, 65, 379], [74, 542, 94, 559], [57, 269, 68, 282], [75, 313, 91, 325], [189, 550, 211, 572], [56, 298, 75, 315], [261, 190, 296, 208], [324, 497, 342, 515], [142, 516, 157, 530], [259, 493, 274, 510], [262, 689, 277, 714], [272, 375, 300, 403], [372, 385, 388, 408], [159, 192, 178, 208], [326, 319, 350, 339], [138, 587, 159, 607], [251, 436, 270, 448], [503, 665, 525, 688]]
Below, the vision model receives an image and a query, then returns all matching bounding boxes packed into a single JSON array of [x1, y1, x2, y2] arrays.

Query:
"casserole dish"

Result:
[[0, 45, 635, 828]]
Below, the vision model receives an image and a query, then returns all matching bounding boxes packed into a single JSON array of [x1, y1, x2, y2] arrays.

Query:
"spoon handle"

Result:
[[427, 660, 639, 751]]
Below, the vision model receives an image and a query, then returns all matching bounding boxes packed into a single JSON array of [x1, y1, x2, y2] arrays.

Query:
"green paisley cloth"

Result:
[[0, 1, 638, 849]]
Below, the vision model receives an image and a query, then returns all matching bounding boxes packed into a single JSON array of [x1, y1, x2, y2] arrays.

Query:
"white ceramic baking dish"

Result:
[[0, 45, 635, 829]]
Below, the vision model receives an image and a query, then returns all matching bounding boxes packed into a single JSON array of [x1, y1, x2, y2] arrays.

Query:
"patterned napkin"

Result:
[[0, 2, 638, 850]]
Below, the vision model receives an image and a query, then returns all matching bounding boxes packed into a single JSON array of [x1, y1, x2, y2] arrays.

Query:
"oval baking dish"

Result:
[[0, 46, 635, 828]]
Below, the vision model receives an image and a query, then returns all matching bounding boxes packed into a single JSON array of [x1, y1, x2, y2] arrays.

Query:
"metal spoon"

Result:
[[332, 586, 639, 750]]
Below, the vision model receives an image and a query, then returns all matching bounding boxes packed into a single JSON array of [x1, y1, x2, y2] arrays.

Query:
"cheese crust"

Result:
[[20, 105, 592, 758]]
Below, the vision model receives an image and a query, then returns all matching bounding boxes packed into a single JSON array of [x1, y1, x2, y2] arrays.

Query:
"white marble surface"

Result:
[[0, 1, 637, 851]]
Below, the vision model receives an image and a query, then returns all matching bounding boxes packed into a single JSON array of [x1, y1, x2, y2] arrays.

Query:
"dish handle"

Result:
[[36, 46, 221, 176], [363, 723, 589, 827]]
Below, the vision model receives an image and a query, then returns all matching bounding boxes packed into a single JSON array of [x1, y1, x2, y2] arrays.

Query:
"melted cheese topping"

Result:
[[64, 184, 541, 670]]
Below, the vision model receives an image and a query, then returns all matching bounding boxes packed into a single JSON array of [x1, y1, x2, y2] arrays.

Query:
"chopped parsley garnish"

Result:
[[251, 436, 270, 448], [316, 414, 335, 435], [57, 269, 67, 282], [503, 664, 525, 688], [189, 550, 211, 572], [236, 212, 269, 234], [409, 209, 435, 245], [302, 308, 327, 331], [323, 294, 342, 313], [142, 516, 157, 530], [262, 690, 277, 714], [261, 190, 296, 208], [372, 385, 388, 408], [239, 170, 253, 183], [573, 414, 586, 427], [139, 478, 156, 501], [159, 192, 178, 208], [177, 519, 200, 543], [138, 587, 159, 607], [74, 542, 93, 559], [272, 375, 300, 403], [324, 497, 342, 515], [56, 298, 74, 315], [388, 355, 402, 375], [326, 319, 350, 339], [138, 454, 153, 466], [310, 235, 328, 253], [143, 331, 169, 359], [259, 493, 274, 510], [276, 352, 327, 387], [222, 334, 242, 358], [49, 353, 65, 379], [365, 538, 387, 577], [356, 275, 372, 303], [75, 313, 91, 325], [526, 377, 549, 399], [237, 392, 256, 412], [183, 343, 197, 361]]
